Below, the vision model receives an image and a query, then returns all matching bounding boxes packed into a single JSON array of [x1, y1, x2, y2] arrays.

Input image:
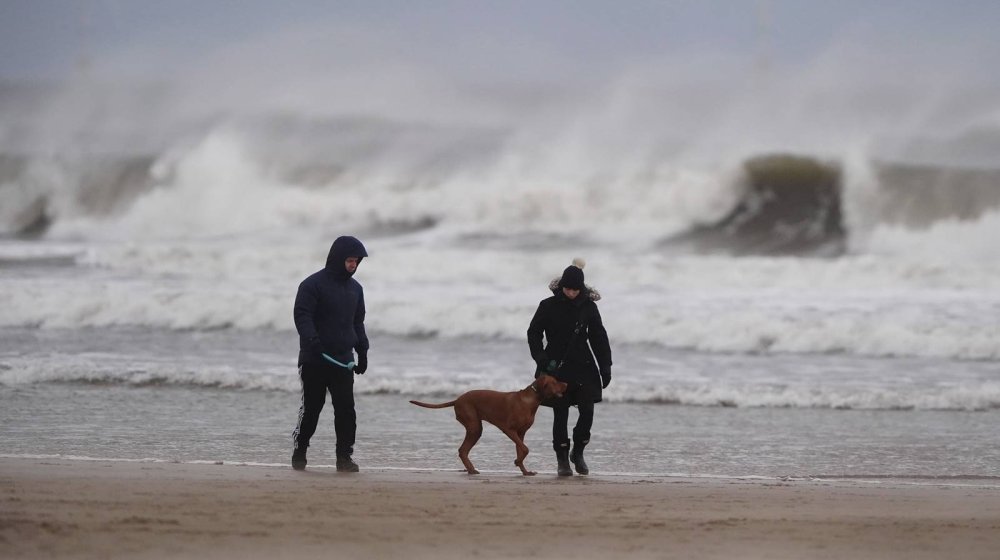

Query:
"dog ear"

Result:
[[556, 380, 568, 394], [540, 375, 567, 398]]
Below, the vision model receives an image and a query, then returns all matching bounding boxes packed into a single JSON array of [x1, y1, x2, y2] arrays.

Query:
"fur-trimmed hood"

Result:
[[548, 277, 601, 301]]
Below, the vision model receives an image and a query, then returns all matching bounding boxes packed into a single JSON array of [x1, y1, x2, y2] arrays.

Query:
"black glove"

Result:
[[354, 351, 368, 375], [600, 365, 611, 389]]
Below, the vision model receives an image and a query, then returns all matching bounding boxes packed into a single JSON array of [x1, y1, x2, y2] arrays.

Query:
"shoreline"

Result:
[[6, 454, 1000, 489], [4, 457, 1000, 559]]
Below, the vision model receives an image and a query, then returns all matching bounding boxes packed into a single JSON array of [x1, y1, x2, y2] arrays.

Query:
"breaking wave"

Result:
[[2, 244, 999, 360], [2, 109, 999, 257]]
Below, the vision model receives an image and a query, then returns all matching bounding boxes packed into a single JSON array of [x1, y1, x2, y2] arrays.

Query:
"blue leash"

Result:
[[322, 353, 356, 370]]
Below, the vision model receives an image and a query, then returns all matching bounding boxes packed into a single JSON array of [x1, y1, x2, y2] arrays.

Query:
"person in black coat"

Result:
[[291, 235, 370, 472], [527, 259, 612, 476]]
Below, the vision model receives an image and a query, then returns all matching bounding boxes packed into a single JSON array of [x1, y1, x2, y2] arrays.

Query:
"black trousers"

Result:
[[552, 384, 595, 450], [292, 362, 356, 457]]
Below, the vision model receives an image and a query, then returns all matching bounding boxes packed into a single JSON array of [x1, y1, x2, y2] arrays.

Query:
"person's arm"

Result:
[[527, 302, 550, 372], [293, 279, 324, 357], [353, 285, 369, 374], [587, 303, 613, 387]]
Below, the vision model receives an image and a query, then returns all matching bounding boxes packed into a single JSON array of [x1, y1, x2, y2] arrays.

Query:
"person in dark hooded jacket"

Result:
[[291, 236, 370, 472], [527, 258, 612, 476]]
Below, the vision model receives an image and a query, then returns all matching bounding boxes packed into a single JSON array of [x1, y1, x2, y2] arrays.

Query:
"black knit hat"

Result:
[[559, 265, 585, 290]]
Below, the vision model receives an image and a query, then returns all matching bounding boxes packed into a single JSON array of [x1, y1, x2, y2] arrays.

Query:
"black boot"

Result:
[[570, 441, 589, 475], [336, 455, 359, 472], [555, 443, 572, 477], [291, 446, 307, 471]]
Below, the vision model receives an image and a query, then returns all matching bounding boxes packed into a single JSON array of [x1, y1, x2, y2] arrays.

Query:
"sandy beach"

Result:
[[2, 458, 999, 559]]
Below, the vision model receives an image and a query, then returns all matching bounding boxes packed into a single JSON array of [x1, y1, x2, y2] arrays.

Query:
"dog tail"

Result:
[[409, 399, 457, 409]]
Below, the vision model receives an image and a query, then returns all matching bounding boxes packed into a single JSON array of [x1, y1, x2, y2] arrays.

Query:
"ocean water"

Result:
[[2, 234, 999, 479], [2, 86, 1000, 481]]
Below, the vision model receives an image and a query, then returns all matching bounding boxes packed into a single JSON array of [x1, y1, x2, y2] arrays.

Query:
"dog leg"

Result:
[[457, 421, 483, 475], [502, 428, 535, 476]]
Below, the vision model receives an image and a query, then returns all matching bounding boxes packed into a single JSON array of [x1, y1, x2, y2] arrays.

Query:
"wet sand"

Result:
[[3, 457, 1000, 559]]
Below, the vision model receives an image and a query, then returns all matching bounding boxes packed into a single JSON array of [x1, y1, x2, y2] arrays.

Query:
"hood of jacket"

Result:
[[548, 278, 601, 301], [325, 236, 368, 279]]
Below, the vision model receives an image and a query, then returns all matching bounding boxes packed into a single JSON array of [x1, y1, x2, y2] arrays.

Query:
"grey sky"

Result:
[[4, 1, 1000, 164], [3, 1, 1000, 82]]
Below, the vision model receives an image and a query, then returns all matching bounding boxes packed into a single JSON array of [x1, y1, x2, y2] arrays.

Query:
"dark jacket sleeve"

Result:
[[293, 279, 323, 355], [527, 301, 548, 364], [587, 303, 612, 369], [354, 285, 369, 353]]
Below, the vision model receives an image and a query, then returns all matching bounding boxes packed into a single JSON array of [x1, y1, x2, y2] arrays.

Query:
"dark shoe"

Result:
[[291, 447, 307, 471], [555, 448, 573, 477], [570, 445, 589, 475], [336, 456, 359, 472]]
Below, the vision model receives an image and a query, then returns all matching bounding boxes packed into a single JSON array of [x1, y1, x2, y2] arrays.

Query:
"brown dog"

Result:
[[410, 375, 568, 476]]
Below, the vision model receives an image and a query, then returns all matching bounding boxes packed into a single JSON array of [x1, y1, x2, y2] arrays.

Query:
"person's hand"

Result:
[[600, 365, 612, 389], [354, 351, 368, 375]]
